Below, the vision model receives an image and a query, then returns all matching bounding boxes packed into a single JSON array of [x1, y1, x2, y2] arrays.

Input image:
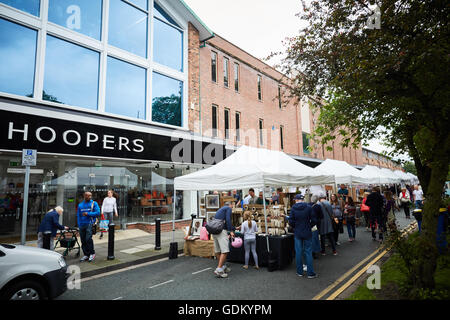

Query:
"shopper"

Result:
[[338, 184, 349, 202], [100, 190, 118, 239], [256, 191, 270, 205], [288, 194, 317, 278], [361, 192, 371, 230], [330, 194, 344, 245], [240, 211, 259, 270], [318, 194, 337, 256], [344, 197, 357, 242], [413, 185, 424, 209], [399, 187, 411, 218], [247, 188, 258, 204], [384, 191, 397, 234], [37, 206, 68, 250], [213, 202, 235, 278], [310, 195, 322, 259], [77, 191, 100, 262], [366, 187, 385, 242]]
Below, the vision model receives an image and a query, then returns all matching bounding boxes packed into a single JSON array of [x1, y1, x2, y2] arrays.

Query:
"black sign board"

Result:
[[0, 110, 230, 164]]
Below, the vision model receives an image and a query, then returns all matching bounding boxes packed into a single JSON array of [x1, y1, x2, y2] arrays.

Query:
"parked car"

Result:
[[0, 243, 68, 300]]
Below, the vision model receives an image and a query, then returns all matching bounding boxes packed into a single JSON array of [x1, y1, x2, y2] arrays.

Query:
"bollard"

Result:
[[155, 218, 161, 250], [43, 231, 52, 250], [107, 223, 115, 260], [169, 242, 178, 259]]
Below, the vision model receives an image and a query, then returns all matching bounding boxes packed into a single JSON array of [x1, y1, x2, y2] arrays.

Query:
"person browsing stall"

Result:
[[213, 202, 235, 278]]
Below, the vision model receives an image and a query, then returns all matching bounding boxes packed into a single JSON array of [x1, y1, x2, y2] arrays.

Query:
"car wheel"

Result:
[[4, 280, 47, 300]]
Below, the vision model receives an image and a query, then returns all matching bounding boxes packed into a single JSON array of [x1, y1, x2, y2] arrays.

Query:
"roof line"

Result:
[[178, 0, 215, 41]]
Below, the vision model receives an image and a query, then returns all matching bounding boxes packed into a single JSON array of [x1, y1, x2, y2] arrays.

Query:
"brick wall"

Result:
[[126, 220, 191, 234]]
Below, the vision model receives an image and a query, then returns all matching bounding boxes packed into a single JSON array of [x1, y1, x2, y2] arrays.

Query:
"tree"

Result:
[[281, 0, 449, 293], [152, 94, 182, 127], [403, 162, 417, 176]]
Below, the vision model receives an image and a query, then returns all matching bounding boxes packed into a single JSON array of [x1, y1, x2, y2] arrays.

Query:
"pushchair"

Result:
[[54, 227, 81, 258]]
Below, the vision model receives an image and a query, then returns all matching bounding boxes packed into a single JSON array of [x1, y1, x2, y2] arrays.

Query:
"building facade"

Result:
[[0, 0, 370, 240]]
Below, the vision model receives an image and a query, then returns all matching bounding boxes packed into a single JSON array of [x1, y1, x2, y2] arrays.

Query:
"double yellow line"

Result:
[[312, 222, 417, 300]]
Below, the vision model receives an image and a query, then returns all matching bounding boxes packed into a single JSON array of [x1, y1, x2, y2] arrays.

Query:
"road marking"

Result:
[[113, 297, 123, 300], [148, 280, 174, 289], [81, 254, 185, 283], [192, 267, 212, 275], [313, 221, 417, 300]]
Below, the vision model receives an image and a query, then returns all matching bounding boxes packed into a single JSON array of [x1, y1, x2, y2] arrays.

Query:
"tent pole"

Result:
[[262, 185, 270, 253], [172, 188, 176, 244]]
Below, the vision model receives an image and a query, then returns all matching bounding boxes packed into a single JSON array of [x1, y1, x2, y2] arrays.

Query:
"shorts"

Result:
[[213, 230, 230, 254]]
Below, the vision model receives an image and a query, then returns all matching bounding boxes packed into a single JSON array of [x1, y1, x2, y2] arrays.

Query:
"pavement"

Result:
[[21, 227, 187, 277]]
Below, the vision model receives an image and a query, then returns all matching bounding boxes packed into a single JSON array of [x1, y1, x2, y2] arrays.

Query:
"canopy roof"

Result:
[[360, 165, 400, 184], [174, 145, 335, 191], [314, 159, 373, 185]]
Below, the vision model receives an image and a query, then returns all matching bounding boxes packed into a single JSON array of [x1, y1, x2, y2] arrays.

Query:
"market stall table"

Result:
[[227, 234, 294, 270], [183, 239, 215, 258]]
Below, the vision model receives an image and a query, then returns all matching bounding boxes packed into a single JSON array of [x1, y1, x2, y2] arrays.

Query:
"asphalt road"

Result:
[[58, 214, 414, 300]]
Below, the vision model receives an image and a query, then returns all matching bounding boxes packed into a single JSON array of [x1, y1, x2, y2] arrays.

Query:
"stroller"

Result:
[[54, 227, 81, 258]]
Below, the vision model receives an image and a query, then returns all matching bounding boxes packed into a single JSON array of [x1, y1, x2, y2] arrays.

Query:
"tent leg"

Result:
[[263, 187, 270, 252], [169, 188, 178, 259]]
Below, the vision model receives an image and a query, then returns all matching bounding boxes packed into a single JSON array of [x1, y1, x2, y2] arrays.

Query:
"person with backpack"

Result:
[[318, 194, 337, 256], [211, 202, 235, 278], [77, 192, 100, 262]]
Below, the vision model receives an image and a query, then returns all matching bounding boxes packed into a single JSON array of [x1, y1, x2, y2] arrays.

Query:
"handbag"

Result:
[[99, 219, 109, 231], [205, 218, 225, 235]]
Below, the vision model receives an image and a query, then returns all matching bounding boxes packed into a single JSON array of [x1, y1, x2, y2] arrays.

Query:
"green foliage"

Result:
[[403, 162, 417, 175], [152, 94, 182, 127]]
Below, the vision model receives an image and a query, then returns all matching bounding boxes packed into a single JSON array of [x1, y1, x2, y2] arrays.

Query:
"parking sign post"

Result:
[[21, 149, 37, 245]]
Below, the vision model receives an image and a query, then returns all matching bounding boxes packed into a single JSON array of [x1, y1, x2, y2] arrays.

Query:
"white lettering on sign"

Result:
[[119, 137, 131, 151], [63, 130, 81, 146], [86, 132, 99, 147], [36, 127, 56, 143], [132, 139, 144, 153], [8, 122, 28, 141], [103, 135, 115, 150]]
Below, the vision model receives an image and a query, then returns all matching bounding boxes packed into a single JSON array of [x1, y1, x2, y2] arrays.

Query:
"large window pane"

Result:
[[48, 0, 102, 40], [154, 2, 180, 28], [44, 36, 99, 109], [129, 0, 147, 10], [152, 72, 183, 127], [0, 0, 40, 16], [108, 0, 147, 58], [153, 18, 183, 71], [106, 56, 146, 119], [0, 18, 37, 97]]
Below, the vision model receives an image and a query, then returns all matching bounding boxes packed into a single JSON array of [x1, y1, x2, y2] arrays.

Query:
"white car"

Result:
[[0, 243, 68, 300]]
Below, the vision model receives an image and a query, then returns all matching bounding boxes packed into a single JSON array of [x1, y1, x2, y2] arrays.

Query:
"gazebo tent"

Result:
[[360, 165, 400, 185], [171, 145, 335, 253], [314, 159, 374, 185]]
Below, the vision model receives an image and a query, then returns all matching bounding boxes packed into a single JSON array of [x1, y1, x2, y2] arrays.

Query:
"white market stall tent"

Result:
[[360, 165, 400, 185], [314, 159, 374, 185], [171, 145, 335, 251]]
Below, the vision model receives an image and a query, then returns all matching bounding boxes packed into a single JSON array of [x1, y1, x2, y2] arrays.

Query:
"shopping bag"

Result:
[[99, 220, 109, 232]]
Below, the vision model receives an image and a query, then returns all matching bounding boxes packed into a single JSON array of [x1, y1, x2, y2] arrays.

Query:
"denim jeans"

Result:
[[79, 224, 95, 256], [346, 221, 356, 239], [415, 200, 423, 209], [294, 237, 315, 276]]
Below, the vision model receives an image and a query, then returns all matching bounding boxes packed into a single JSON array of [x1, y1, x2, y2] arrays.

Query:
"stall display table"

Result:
[[227, 234, 294, 270], [183, 239, 215, 258]]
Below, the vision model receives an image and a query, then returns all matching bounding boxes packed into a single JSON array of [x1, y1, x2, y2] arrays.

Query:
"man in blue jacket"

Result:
[[288, 194, 318, 278], [77, 192, 100, 262], [37, 206, 68, 250], [213, 202, 235, 278]]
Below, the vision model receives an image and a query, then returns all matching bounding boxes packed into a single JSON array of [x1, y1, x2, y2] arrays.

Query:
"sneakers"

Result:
[[243, 265, 248, 270], [333, 251, 338, 256], [80, 255, 89, 262], [336, 241, 341, 246], [88, 254, 96, 262], [307, 274, 318, 279], [296, 273, 304, 277], [214, 269, 228, 278], [223, 265, 231, 273], [321, 252, 326, 256]]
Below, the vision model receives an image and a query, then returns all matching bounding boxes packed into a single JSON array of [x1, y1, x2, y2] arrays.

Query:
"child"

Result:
[[240, 212, 259, 269]]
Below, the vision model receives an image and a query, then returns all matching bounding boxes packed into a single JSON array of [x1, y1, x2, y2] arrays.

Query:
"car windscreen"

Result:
[[0, 244, 15, 249]]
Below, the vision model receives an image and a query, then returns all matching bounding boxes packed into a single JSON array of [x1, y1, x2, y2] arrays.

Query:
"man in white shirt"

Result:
[[413, 185, 424, 209]]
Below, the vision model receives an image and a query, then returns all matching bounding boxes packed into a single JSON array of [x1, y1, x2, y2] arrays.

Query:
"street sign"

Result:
[[7, 168, 43, 174], [22, 149, 37, 166]]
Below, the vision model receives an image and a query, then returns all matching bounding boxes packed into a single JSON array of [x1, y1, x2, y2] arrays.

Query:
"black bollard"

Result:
[[155, 218, 161, 250], [107, 224, 115, 260], [169, 242, 178, 259], [43, 231, 52, 250]]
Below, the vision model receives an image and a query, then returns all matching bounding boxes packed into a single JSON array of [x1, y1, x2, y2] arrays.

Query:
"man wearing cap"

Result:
[[288, 194, 318, 279]]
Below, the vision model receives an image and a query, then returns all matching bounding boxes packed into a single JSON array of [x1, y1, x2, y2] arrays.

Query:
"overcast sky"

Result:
[[183, 0, 407, 161]]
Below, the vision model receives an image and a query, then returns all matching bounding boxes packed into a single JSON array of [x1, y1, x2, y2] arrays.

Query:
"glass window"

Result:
[[48, 0, 103, 40], [106, 56, 146, 119], [223, 57, 229, 87], [129, 0, 147, 10], [152, 72, 183, 127], [0, 18, 37, 97], [234, 63, 239, 92], [224, 109, 229, 139], [257, 75, 262, 100], [278, 85, 282, 109], [153, 17, 183, 71], [303, 132, 310, 154], [235, 112, 240, 142], [259, 119, 264, 145], [43, 35, 99, 109], [280, 126, 284, 150], [108, 0, 147, 58], [211, 51, 217, 82], [212, 105, 218, 137], [154, 2, 180, 28], [0, 0, 40, 16]]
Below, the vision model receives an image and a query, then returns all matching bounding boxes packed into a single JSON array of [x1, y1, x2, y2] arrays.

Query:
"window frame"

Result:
[[223, 57, 229, 88], [235, 111, 241, 142], [257, 74, 262, 101], [211, 50, 217, 83], [259, 119, 264, 145], [212, 104, 218, 138], [280, 125, 284, 150], [234, 62, 239, 92], [0, 0, 189, 130], [224, 108, 230, 139]]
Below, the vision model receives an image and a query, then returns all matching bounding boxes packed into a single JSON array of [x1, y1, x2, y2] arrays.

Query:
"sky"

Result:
[[183, 0, 408, 162]]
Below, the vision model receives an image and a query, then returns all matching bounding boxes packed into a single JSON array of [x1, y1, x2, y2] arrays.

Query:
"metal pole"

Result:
[[21, 165, 30, 245], [262, 186, 270, 252], [169, 189, 178, 259], [107, 223, 115, 260], [155, 218, 161, 250]]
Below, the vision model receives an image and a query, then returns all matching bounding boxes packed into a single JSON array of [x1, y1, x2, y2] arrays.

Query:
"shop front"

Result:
[[0, 106, 227, 241]]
